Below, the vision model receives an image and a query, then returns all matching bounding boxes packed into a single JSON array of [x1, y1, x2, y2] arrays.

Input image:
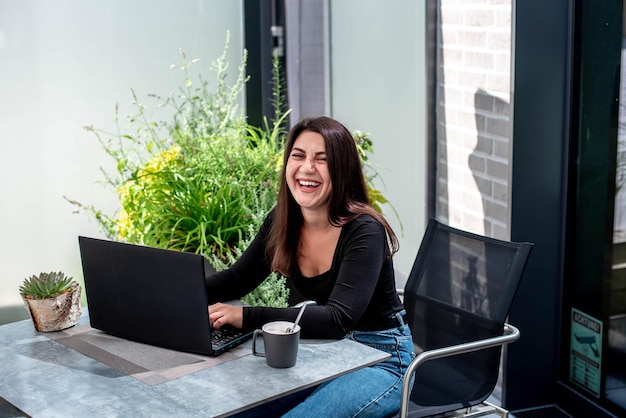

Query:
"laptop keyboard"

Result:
[[211, 325, 246, 348]]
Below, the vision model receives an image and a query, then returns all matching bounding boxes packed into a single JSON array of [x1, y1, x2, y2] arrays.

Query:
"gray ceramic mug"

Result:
[[252, 320, 301, 368]]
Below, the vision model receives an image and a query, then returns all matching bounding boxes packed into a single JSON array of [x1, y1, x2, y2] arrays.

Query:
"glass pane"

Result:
[[605, 31, 626, 411]]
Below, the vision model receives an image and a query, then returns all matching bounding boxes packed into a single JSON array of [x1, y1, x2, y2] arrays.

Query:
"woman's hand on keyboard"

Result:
[[208, 303, 243, 329]]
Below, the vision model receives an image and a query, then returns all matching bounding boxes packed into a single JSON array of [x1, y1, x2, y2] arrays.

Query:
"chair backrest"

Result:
[[403, 219, 532, 412]]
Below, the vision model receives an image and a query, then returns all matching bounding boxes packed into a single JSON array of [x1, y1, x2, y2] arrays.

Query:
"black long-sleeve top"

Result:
[[205, 211, 405, 339]]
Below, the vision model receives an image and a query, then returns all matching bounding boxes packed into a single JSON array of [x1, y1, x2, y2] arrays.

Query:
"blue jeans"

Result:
[[234, 322, 415, 418]]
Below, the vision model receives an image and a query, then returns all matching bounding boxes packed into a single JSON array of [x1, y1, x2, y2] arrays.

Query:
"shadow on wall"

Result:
[[470, 88, 512, 403], [469, 88, 512, 240]]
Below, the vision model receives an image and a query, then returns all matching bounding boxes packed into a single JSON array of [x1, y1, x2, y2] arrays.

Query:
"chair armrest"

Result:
[[399, 323, 520, 418]]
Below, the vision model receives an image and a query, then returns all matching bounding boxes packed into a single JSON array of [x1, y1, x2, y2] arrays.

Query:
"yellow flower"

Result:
[[116, 145, 181, 240], [138, 145, 181, 176]]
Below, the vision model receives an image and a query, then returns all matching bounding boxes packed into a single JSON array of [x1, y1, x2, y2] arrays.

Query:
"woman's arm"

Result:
[[243, 216, 388, 338], [204, 213, 274, 303]]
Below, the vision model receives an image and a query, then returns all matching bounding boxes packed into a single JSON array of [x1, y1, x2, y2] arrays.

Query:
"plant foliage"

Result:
[[20, 272, 75, 300], [68, 36, 290, 307]]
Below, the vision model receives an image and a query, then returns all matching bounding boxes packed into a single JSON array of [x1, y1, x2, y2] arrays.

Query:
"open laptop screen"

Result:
[[78, 236, 216, 355]]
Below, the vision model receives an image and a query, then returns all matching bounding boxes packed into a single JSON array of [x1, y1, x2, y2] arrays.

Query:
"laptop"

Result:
[[78, 236, 252, 356]]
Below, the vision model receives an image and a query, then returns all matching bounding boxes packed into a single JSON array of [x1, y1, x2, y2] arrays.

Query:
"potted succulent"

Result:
[[19, 271, 82, 332]]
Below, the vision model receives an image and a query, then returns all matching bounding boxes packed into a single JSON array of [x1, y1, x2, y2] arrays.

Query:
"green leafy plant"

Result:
[[68, 37, 282, 257], [67, 36, 289, 306], [19, 272, 75, 300]]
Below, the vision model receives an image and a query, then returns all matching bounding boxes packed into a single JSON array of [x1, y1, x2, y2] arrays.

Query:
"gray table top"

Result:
[[0, 312, 390, 418]]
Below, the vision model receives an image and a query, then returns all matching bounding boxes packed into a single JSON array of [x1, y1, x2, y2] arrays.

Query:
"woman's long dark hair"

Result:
[[266, 117, 399, 276]]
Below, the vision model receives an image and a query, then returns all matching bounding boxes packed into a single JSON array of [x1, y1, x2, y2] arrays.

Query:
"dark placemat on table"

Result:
[[47, 324, 250, 386]]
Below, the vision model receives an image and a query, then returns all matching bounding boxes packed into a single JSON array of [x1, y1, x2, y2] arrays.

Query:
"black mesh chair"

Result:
[[397, 219, 533, 418]]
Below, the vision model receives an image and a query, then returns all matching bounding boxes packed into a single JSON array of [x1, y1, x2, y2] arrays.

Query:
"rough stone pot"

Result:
[[21, 282, 82, 332]]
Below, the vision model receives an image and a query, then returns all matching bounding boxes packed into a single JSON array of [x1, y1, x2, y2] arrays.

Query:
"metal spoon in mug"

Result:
[[286, 303, 307, 333]]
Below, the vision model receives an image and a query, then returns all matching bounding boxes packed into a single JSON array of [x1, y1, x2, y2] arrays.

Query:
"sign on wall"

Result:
[[569, 308, 603, 397]]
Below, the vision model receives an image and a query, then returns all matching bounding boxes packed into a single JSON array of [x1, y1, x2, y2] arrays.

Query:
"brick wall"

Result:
[[435, 0, 513, 240]]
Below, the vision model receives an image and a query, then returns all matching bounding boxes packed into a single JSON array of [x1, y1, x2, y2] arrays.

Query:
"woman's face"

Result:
[[286, 130, 333, 214]]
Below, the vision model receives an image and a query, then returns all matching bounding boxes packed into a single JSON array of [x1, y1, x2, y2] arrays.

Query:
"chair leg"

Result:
[[450, 401, 509, 418], [481, 401, 509, 417]]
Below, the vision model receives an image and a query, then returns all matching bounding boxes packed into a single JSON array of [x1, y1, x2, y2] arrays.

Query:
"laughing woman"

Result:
[[206, 116, 414, 417]]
